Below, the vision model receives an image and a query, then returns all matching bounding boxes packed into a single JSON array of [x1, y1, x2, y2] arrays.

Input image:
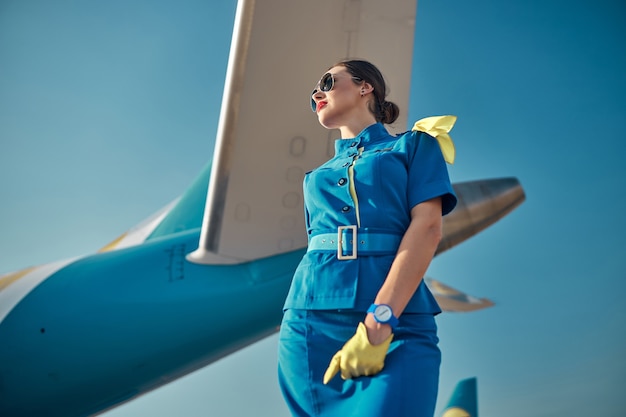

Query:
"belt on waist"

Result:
[[307, 226, 402, 260]]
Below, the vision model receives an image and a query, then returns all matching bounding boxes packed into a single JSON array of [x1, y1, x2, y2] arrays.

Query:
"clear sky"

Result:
[[1, 0, 624, 416]]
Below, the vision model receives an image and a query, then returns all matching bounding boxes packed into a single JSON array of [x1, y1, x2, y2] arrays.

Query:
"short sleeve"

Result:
[[407, 132, 457, 215]]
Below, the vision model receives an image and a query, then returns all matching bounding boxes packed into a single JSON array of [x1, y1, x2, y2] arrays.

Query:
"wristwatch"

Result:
[[367, 303, 399, 329]]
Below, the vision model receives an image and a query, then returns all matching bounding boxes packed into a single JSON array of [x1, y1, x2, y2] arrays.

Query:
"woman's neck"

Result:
[[339, 114, 378, 139]]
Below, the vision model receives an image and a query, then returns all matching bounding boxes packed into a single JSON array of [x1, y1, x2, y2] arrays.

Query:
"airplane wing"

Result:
[[425, 278, 494, 312], [188, 0, 418, 264]]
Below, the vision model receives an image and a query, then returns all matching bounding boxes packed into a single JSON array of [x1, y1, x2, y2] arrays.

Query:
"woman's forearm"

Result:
[[365, 197, 443, 343]]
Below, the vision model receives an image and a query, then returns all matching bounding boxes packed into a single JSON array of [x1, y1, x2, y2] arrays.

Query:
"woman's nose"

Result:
[[312, 89, 326, 102]]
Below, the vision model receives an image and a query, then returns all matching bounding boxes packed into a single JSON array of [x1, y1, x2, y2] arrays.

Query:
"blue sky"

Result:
[[1, 0, 624, 416]]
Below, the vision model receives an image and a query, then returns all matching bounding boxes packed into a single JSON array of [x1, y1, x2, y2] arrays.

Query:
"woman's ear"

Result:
[[360, 82, 374, 97]]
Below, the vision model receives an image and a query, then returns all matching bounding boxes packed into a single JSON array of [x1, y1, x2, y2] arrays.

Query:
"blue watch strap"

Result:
[[367, 303, 399, 329]]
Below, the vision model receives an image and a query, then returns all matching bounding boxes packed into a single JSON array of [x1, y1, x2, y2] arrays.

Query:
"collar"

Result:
[[334, 123, 392, 154]]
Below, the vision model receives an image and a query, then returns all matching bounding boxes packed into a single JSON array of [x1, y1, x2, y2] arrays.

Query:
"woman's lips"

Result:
[[316, 101, 327, 112]]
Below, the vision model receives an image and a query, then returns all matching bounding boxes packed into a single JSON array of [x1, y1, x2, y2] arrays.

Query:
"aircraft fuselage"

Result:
[[0, 229, 303, 417]]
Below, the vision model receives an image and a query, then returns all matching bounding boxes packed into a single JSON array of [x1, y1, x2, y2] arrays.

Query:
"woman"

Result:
[[278, 59, 457, 417]]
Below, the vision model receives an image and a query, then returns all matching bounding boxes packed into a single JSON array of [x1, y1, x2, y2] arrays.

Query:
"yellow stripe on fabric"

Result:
[[412, 115, 457, 164], [347, 147, 364, 227]]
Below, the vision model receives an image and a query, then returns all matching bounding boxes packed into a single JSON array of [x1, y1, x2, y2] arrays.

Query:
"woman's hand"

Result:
[[322, 322, 393, 384], [363, 312, 393, 345]]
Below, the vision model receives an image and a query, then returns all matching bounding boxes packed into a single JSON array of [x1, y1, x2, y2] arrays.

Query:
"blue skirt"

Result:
[[278, 309, 441, 417]]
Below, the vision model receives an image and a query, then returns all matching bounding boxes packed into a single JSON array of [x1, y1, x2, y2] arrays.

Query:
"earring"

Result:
[[360, 90, 365, 97]]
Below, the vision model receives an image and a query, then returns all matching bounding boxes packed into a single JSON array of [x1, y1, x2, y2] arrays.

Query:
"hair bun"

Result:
[[380, 101, 400, 125]]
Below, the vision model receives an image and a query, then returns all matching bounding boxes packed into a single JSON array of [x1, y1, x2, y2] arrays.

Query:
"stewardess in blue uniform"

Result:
[[278, 59, 458, 417]]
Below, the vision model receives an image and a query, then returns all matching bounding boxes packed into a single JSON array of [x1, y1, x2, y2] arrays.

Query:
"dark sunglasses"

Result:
[[310, 72, 363, 112]]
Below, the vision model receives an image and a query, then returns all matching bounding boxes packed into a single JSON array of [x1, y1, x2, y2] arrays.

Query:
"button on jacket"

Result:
[[284, 122, 457, 314]]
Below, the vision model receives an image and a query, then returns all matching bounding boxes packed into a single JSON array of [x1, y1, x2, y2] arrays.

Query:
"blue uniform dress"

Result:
[[278, 122, 457, 417]]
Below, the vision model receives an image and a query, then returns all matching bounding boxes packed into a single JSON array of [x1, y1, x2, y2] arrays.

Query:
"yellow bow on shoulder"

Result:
[[412, 115, 457, 164]]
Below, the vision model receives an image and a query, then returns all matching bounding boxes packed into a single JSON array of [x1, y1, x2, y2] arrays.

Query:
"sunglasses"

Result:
[[310, 72, 363, 112]]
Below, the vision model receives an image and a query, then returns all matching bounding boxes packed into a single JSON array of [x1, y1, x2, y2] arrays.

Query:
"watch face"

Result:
[[374, 305, 392, 321]]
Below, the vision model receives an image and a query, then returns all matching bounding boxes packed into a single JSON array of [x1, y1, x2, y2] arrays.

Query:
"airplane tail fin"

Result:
[[98, 162, 212, 252], [442, 377, 478, 417], [145, 162, 211, 240]]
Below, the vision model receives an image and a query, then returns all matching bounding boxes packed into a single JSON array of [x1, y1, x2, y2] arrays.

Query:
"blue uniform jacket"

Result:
[[283, 122, 457, 314]]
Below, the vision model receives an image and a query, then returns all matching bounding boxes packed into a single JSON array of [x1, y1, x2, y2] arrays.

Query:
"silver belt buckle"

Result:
[[337, 225, 357, 260]]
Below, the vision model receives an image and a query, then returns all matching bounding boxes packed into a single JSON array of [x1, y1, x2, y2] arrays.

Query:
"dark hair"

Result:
[[334, 59, 400, 125]]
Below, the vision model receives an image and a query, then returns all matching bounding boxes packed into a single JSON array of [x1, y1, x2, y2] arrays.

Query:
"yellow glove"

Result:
[[323, 322, 393, 384], [412, 115, 457, 164]]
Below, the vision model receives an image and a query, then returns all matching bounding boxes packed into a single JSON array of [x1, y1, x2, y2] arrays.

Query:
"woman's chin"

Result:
[[317, 113, 336, 130]]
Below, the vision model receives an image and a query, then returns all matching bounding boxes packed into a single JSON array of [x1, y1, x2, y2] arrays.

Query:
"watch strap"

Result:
[[367, 303, 399, 329]]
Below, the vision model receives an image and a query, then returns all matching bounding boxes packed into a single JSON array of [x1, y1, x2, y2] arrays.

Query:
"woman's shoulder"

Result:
[[391, 128, 434, 152], [395, 127, 429, 142]]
